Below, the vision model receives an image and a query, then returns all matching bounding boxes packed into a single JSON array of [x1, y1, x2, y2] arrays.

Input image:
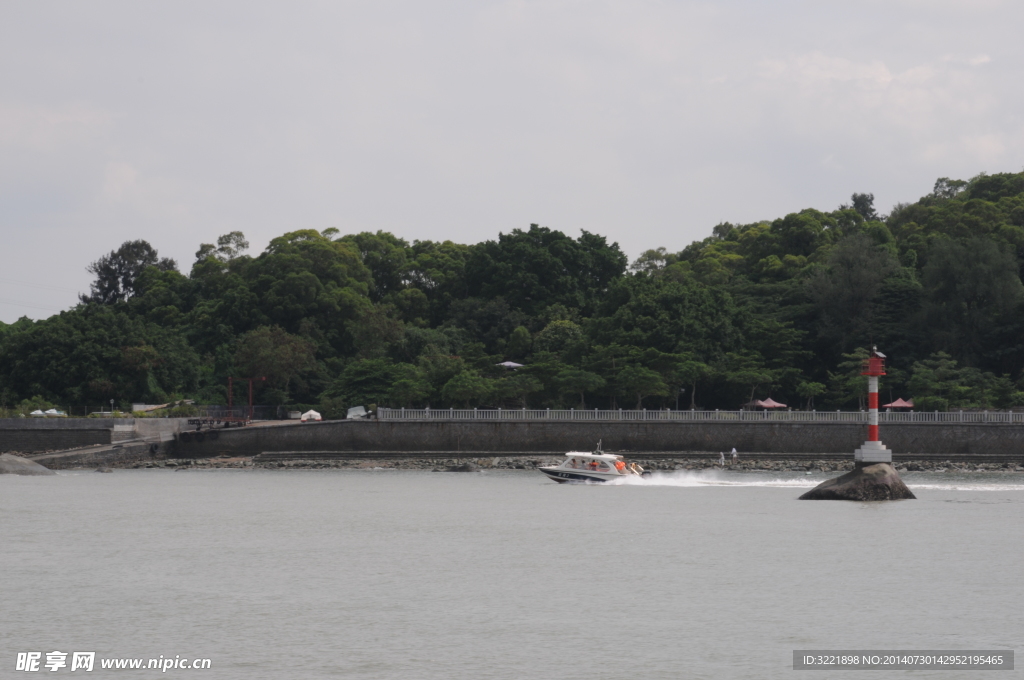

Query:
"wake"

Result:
[[603, 470, 1024, 491], [606, 470, 820, 488]]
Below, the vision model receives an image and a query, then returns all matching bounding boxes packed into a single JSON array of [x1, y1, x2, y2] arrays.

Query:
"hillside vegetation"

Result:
[[3, 171, 1024, 416]]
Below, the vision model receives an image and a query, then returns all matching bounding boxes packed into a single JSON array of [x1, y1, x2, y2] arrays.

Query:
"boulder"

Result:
[[446, 462, 479, 472], [799, 462, 915, 501], [0, 453, 57, 476]]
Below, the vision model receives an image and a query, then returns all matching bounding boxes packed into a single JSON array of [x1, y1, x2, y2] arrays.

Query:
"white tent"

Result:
[[496, 361, 524, 369], [29, 409, 46, 417], [300, 409, 322, 422]]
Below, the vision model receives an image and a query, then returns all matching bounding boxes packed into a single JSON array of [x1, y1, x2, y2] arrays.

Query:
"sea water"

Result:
[[2, 469, 1022, 679]]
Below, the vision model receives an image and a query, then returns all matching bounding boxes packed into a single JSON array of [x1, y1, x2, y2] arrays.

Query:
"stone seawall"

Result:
[[0, 417, 190, 454], [0, 419, 115, 453], [174, 419, 1024, 458]]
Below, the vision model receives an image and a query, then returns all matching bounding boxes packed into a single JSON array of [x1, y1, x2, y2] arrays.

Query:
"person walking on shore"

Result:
[[731, 448, 737, 463], [718, 451, 725, 466]]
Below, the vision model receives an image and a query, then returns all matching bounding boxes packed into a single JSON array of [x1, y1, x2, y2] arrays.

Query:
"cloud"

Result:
[[1, 1, 1024, 321]]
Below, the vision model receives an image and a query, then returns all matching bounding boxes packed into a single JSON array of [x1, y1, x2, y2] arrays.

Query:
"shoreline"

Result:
[[75, 455, 1024, 473]]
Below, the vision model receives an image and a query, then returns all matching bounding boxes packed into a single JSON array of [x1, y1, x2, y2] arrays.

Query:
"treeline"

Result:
[[3, 171, 1024, 417]]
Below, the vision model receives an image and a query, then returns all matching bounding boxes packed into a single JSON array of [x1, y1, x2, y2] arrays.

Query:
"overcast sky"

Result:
[[2, 0, 1023, 322]]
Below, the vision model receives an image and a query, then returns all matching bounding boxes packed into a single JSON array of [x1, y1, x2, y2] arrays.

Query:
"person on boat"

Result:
[[614, 460, 626, 474], [589, 460, 599, 471], [569, 458, 577, 469]]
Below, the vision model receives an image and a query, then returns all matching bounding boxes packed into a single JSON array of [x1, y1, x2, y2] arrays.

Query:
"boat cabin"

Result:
[[561, 452, 630, 474]]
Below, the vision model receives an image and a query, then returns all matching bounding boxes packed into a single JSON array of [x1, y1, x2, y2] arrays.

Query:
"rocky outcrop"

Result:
[[0, 453, 57, 476], [799, 462, 915, 501]]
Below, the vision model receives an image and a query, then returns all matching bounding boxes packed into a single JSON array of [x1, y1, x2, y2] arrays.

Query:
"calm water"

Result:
[[2, 469, 1022, 679]]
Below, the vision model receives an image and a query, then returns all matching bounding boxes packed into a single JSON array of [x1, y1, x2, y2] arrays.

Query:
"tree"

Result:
[[827, 348, 871, 410], [387, 364, 432, 406], [195, 231, 249, 262], [505, 326, 532, 359], [339, 231, 411, 302], [533, 320, 582, 354], [921, 237, 1024, 366], [552, 369, 606, 408], [465, 224, 627, 315], [81, 240, 178, 304], [234, 326, 316, 399], [616, 365, 668, 409], [320, 359, 422, 408], [806, 233, 901, 355], [718, 352, 774, 404], [796, 381, 826, 410], [674, 359, 711, 409], [494, 372, 544, 407], [441, 370, 493, 407]]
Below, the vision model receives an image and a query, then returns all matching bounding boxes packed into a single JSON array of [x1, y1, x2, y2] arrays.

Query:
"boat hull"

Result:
[[539, 466, 625, 484]]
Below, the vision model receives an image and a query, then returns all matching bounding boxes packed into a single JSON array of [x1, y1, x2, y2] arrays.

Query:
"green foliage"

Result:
[[907, 352, 1018, 409], [441, 370, 493, 407], [81, 240, 178, 304], [552, 369, 605, 408], [234, 326, 317, 400], [617, 365, 668, 409], [5, 170, 1024, 413], [493, 372, 544, 407]]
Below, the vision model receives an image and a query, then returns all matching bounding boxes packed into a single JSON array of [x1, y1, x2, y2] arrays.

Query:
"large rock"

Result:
[[799, 462, 914, 501], [0, 453, 57, 476]]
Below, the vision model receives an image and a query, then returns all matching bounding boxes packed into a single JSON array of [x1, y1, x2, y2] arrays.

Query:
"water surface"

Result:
[[2, 469, 1021, 679]]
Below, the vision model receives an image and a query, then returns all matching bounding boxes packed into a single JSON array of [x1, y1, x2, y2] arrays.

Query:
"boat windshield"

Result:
[[565, 458, 611, 471]]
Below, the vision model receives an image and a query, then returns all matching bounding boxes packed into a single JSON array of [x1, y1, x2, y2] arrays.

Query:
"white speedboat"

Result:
[[539, 443, 645, 484]]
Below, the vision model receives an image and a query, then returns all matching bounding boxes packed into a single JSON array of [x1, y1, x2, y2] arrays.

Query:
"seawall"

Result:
[[173, 420, 1024, 459], [0, 418, 189, 454]]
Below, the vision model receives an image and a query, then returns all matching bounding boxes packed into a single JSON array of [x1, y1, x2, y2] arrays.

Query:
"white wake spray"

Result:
[[605, 469, 821, 488]]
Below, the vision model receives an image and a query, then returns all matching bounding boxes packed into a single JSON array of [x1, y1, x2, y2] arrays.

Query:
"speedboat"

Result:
[[539, 442, 645, 484]]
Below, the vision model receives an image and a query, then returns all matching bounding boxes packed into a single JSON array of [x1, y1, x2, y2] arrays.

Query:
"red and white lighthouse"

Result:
[[854, 346, 891, 464]]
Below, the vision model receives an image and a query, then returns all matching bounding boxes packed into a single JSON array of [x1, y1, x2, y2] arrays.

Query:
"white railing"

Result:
[[376, 408, 1024, 424]]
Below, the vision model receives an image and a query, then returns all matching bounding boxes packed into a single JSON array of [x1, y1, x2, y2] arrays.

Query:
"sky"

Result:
[[2, 0, 1023, 322]]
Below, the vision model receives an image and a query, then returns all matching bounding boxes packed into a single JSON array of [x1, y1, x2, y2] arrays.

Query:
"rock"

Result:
[[446, 462, 479, 472], [0, 453, 57, 476], [799, 463, 915, 501], [95, 467, 113, 473]]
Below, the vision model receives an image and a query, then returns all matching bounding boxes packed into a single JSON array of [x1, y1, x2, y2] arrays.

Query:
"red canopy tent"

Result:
[[882, 398, 914, 409], [758, 397, 787, 408]]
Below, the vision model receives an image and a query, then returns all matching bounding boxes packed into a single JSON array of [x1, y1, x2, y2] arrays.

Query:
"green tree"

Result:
[[465, 224, 627, 315], [718, 352, 775, 405], [922, 237, 1024, 365], [493, 372, 544, 407], [81, 240, 178, 304], [234, 326, 316, 400], [827, 348, 871, 410], [441, 370, 493, 407], [533, 320, 583, 354], [796, 381, 826, 410], [617, 365, 668, 409], [505, 326, 532, 359], [552, 369, 606, 408]]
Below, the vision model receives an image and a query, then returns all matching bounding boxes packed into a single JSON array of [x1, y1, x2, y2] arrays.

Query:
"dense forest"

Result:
[[3, 171, 1024, 417]]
